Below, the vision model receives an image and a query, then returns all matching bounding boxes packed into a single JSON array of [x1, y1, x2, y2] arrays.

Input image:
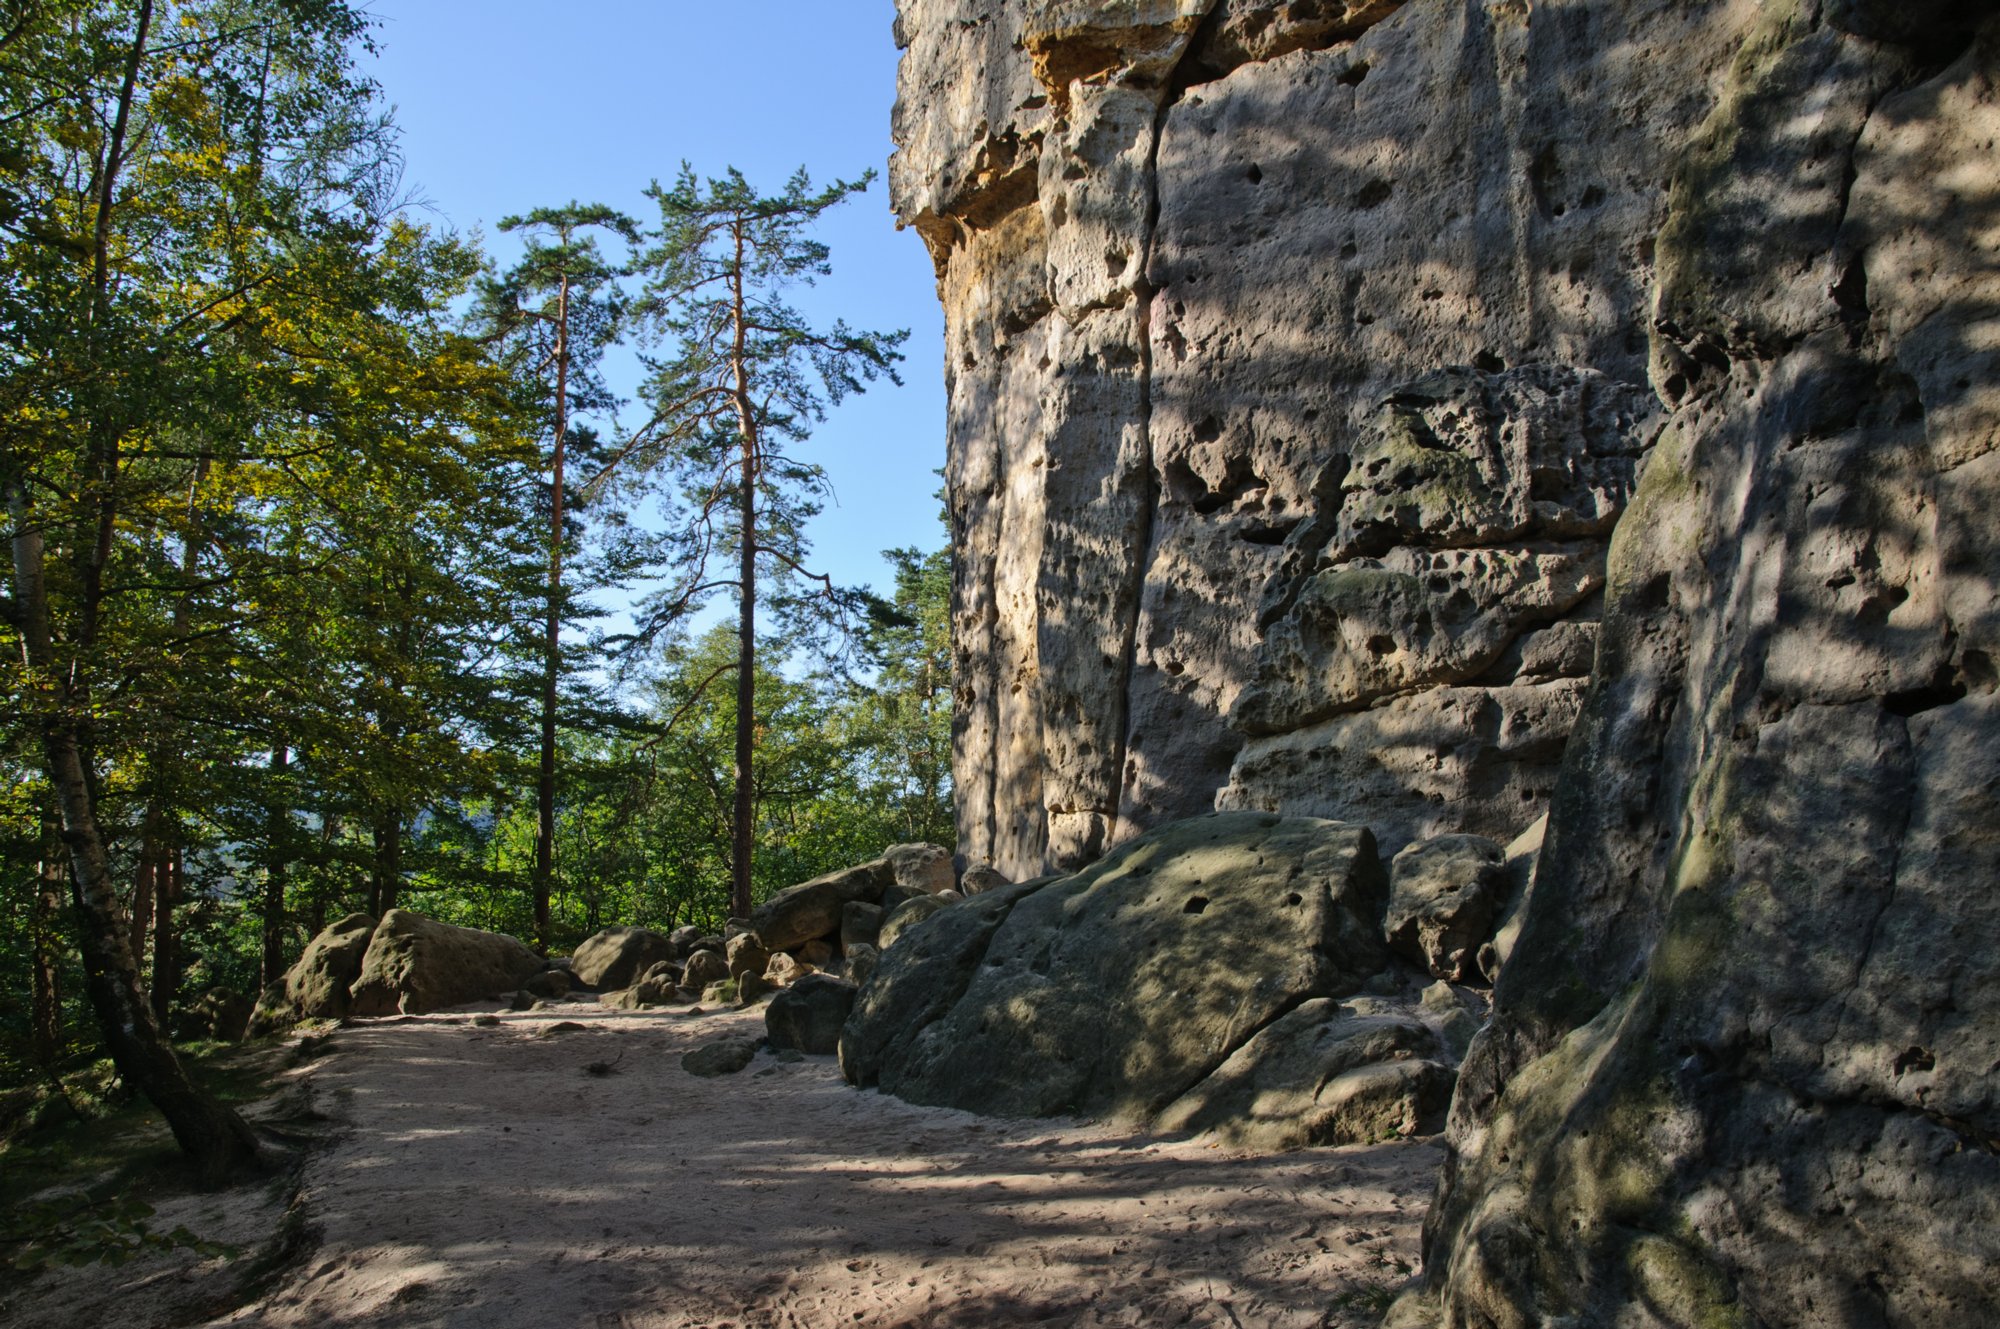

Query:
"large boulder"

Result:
[[569, 927, 679, 991], [765, 974, 859, 1055], [751, 843, 957, 951], [347, 910, 544, 1017], [882, 842, 955, 894], [724, 932, 770, 980], [1382, 834, 1511, 983], [841, 812, 1390, 1123], [175, 987, 252, 1042], [277, 912, 378, 1022], [679, 948, 728, 993], [751, 861, 897, 952]]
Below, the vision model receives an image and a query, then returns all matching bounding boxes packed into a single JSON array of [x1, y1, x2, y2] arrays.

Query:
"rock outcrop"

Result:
[[895, 0, 1999, 1323], [843, 812, 1424, 1126]]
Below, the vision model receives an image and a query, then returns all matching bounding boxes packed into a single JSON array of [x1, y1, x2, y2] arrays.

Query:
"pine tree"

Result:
[[472, 205, 636, 950], [620, 166, 905, 919]]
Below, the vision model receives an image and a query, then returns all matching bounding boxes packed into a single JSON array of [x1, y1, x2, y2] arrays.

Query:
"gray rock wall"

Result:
[[895, 0, 2000, 1322], [899, 0, 1756, 879]]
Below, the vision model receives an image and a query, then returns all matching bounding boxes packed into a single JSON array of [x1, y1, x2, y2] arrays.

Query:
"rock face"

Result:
[[842, 812, 1390, 1122], [897, 0, 1699, 876], [1411, 13, 2000, 1325], [347, 910, 545, 1017], [896, 0, 1999, 1323]]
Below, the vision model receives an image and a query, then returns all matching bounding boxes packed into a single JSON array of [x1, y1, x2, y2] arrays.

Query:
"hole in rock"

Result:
[[1355, 179, 1393, 209], [1285, 892, 1303, 907], [1894, 1046, 1936, 1075], [1184, 896, 1210, 915], [1245, 163, 1264, 184], [1338, 61, 1370, 87], [1474, 350, 1505, 373]]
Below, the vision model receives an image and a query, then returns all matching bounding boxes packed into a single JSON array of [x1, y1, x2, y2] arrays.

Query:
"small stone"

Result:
[[681, 1037, 758, 1077]]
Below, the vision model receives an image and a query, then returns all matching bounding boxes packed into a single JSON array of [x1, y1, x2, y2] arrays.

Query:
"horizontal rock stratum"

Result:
[[892, 0, 2000, 1323]]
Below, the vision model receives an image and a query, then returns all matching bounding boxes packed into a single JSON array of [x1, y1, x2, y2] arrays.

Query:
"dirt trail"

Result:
[[209, 1004, 1438, 1328]]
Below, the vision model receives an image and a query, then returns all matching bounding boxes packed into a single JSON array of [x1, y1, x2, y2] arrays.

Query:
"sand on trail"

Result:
[[209, 1003, 1440, 1329]]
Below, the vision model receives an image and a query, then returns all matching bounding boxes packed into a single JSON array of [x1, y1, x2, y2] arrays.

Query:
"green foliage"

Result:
[[0, 14, 954, 1100]]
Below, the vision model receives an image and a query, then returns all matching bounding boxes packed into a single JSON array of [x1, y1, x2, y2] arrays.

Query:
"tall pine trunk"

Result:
[[728, 225, 757, 922], [533, 274, 571, 952]]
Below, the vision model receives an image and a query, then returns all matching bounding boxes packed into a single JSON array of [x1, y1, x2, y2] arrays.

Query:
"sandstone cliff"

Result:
[[894, 0, 1998, 1323]]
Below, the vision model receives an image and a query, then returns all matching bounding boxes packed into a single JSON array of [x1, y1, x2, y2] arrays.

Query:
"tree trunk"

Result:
[[370, 812, 402, 916], [261, 745, 290, 988], [9, 495, 262, 1186], [534, 272, 571, 953], [32, 798, 65, 1074], [128, 844, 156, 977], [728, 226, 758, 922], [150, 847, 183, 1026]]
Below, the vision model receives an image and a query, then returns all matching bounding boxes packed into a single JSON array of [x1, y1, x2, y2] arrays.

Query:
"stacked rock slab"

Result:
[[897, 0, 1999, 1323]]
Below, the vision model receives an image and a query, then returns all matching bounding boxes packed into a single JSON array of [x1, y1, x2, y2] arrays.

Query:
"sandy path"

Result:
[[210, 1004, 1438, 1329]]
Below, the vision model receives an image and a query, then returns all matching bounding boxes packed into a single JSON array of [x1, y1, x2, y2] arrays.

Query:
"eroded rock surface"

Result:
[[842, 812, 1394, 1123], [902, 0, 1707, 877], [897, 0, 1999, 1322]]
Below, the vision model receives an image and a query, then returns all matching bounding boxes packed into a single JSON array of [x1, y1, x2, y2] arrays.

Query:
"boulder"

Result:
[[681, 1037, 758, 1077], [724, 933, 770, 981], [667, 925, 704, 958], [763, 953, 814, 987], [882, 842, 955, 894], [1382, 834, 1510, 983], [840, 901, 883, 950], [679, 948, 728, 992], [878, 893, 952, 950], [842, 812, 1390, 1123], [1155, 999, 1456, 1150], [638, 960, 681, 987], [279, 912, 379, 1022], [569, 926, 679, 991], [750, 842, 956, 952], [521, 968, 572, 1000], [751, 859, 896, 951], [796, 938, 835, 968], [737, 969, 774, 1005], [959, 863, 1010, 896], [844, 942, 880, 988], [699, 980, 736, 1005], [765, 974, 859, 1055], [599, 973, 680, 1009], [347, 910, 544, 1017]]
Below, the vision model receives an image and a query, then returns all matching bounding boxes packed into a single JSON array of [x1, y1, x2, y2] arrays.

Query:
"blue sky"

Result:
[[360, 1, 947, 631]]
